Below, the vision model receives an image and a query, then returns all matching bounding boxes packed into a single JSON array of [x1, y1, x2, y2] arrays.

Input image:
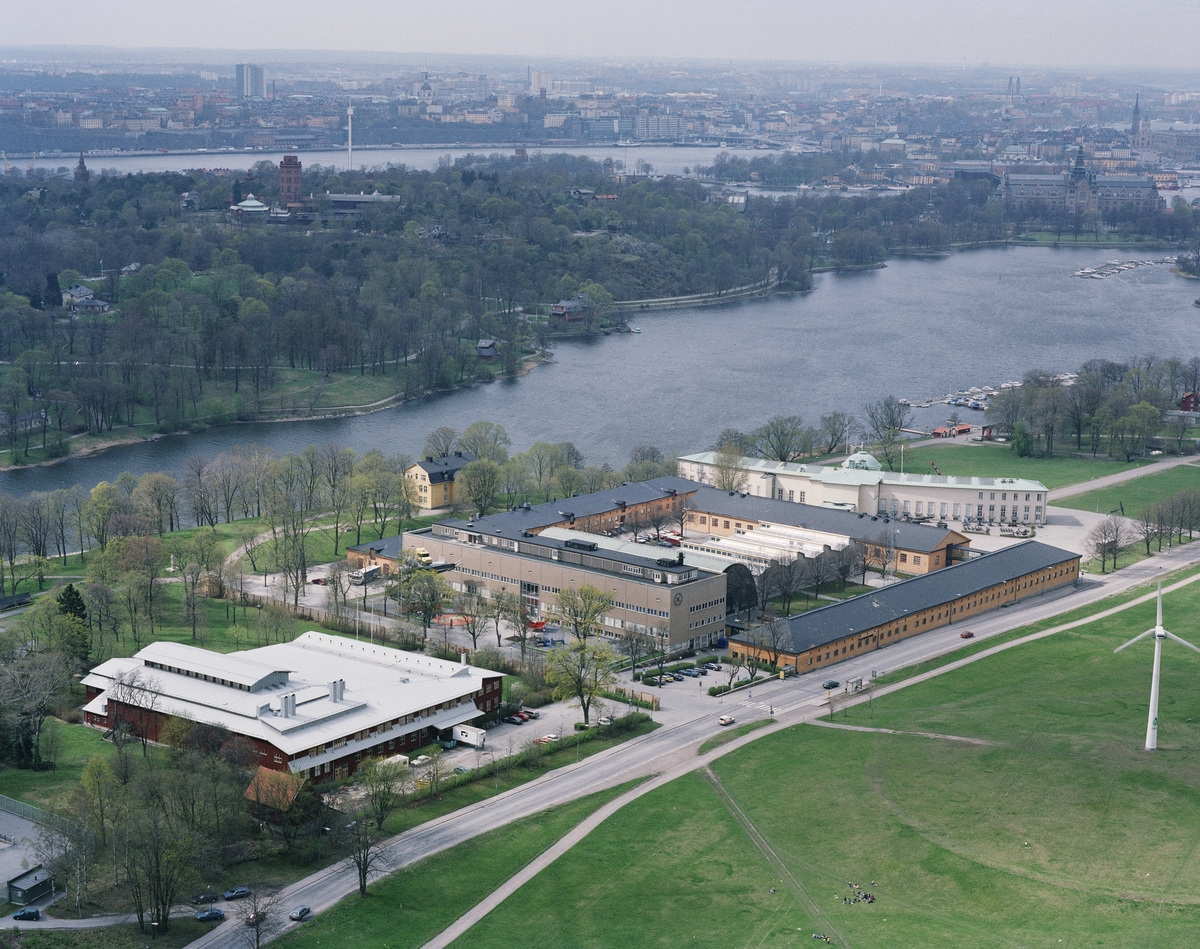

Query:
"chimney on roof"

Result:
[[460, 651, 467, 665], [281, 695, 290, 718], [338, 679, 345, 702], [328, 681, 338, 702], [426, 456, 434, 463]]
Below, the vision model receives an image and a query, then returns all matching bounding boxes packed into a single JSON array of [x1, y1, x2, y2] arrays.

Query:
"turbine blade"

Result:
[[1164, 631, 1200, 656], [1157, 582, 1163, 628], [1114, 629, 1156, 653]]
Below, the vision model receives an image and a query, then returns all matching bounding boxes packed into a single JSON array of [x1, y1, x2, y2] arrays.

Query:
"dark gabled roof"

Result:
[[732, 541, 1079, 655], [689, 487, 962, 555], [346, 535, 405, 561], [411, 452, 476, 484], [437, 475, 699, 535]]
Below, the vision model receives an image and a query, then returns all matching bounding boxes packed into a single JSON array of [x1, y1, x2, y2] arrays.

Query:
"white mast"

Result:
[[347, 99, 354, 173], [1114, 582, 1200, 751]]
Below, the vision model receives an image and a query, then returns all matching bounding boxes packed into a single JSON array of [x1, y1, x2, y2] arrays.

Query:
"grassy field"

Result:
[[271, 784, 638, 949], [900, 443, 1152, 490], [1053, 462, 1200, 515], [437, 571, 1200, 948], [448, 771, 813, 949]]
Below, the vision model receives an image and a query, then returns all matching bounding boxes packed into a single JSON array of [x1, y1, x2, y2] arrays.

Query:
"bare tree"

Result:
[[819, 411, 855, 455], [238, 887, 286, 949], [1135, 505, 1160, 557], [455, 592, 488, 650], [863, 395, 912, 471], [1085, 516, 1129, 574], [712, 443, 749, 493], [342, 811, 389, 896]]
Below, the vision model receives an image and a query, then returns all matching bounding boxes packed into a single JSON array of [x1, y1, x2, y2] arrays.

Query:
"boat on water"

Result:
[[628, 326, 642, 333]]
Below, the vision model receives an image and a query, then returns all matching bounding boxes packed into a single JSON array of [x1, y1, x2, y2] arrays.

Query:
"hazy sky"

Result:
[[7, 0, 1200, 69]]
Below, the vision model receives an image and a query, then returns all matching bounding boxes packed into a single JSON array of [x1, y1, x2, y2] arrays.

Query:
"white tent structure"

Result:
[[1114, 583, 1200, 751]]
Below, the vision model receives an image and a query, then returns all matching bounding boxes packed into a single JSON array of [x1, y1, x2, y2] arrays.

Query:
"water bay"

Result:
[[2, 244, 1195, 497]]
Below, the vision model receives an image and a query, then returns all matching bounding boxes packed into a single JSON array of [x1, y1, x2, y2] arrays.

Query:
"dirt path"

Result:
[[808, 720, 1002, 746], [702, 767, 847, 947], [1051, 456, 1196, 500]]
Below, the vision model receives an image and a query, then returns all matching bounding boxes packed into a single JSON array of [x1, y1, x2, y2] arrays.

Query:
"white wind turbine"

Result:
[[1114, 582, 1200, 751]]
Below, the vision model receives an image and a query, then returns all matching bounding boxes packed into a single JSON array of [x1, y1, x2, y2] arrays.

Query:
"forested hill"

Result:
[[0, 153, 818, 458]]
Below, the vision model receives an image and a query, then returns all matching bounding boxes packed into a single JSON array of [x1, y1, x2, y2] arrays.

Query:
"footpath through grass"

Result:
[[900, 442, 1151, 489], [443, 568, 1200, 949], [1053, 461, 1200, 515], [272, 783, 637, 949], [448, 771, 813, 949]]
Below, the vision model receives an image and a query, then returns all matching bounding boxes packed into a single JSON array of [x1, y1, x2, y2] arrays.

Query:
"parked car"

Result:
[[671, 673, 685, 682], [532, 736, 550, 744], [524, 710, 540, 719], [289, 906, 312, 922], [515, 711, 530, 721], [598, 716, 613, 725], [543, 733, 560, 742], [309, 577, 328, 585], [718, 715, 736, 726], [245, 912, 266, 926], [822, 680, 840, 690], [190, 892, 219, 905], [223, 886, 252, 901], [12, 907, 40, 922], [195, 908, 225, 922], [960, 630, 975, 639], [453, 765, 469, 774], [502, 715, 523, 725]]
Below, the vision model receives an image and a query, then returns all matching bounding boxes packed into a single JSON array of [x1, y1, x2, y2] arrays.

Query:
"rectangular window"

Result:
[[1001, 492, 1007, 501], [953, 503, 960, 518], [899, 553, 908, 563], [699, 516, 707, 525], [788, 490, 795, 502], [990, 492, 996, 500], [940, 503, 947, 518], [988, 505, 995, 517], [1000, 506, 1007, 519], [799, 491, 806, 503], [903, 500, 911, 515], [914, 556, 921, 565], [915, 502, 923, 517], [724, 521, 730, 529]]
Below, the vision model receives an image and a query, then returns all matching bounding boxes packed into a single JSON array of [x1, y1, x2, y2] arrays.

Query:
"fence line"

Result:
[[0, 792, 83, 841]]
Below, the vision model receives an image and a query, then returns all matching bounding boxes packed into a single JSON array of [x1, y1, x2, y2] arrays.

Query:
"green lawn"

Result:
[[448, 771, 812, 949], [900, 443, 1152, 490], [1053, 462, 1200, 515], [271, 784, 637, 949], [440, 570, 1200, 948]]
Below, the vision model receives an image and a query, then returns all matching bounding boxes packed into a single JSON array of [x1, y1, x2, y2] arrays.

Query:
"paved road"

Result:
[[165, 531, 1200, 949], [1051, 455, 1196, 501]]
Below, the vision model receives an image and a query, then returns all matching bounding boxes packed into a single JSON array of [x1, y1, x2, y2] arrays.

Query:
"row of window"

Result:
[[145, 660, 252, 692], [457, 566, 520, 586], [690, 596, 726, 613]]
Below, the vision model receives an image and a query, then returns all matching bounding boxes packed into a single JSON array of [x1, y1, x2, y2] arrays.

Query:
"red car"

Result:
[[960, 630, 974, 639]]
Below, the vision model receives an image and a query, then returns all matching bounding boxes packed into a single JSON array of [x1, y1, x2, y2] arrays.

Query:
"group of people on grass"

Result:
[[842, 881, 877, 906]]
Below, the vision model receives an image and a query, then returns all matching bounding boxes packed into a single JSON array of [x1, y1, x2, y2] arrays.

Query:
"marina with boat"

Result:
[[1072, 256, 1177, 278]]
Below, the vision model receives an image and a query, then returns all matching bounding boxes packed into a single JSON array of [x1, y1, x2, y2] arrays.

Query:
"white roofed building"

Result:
[[82, 633, 503, 780], [678, 451, 1050, 526]]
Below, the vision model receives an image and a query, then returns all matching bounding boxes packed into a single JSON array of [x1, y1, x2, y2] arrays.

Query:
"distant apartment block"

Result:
[[236, 64, 266, 99]]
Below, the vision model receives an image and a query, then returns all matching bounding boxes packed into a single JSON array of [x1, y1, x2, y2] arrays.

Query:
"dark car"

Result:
[[960, 630, 975, 639], [289, 905, 312, 922], [195, 908, 225, 922], [822, 680, 840, 690], [12, 907, 40, 922], [222, 886, 252, 901], [502, 715, 523, 725], [190, 892, 219, 905]]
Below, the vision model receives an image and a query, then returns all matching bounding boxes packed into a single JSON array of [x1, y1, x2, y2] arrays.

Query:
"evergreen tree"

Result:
[[57, 582, 88, 625]]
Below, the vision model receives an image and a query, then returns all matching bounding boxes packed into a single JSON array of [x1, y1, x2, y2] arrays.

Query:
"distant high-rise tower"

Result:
[[1131, 91, 1141, 138], [1015, 76, 1021, 97], [235, 64, 265, 99], [279, 155, 302, 207], [73, 151, 89, 187]]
